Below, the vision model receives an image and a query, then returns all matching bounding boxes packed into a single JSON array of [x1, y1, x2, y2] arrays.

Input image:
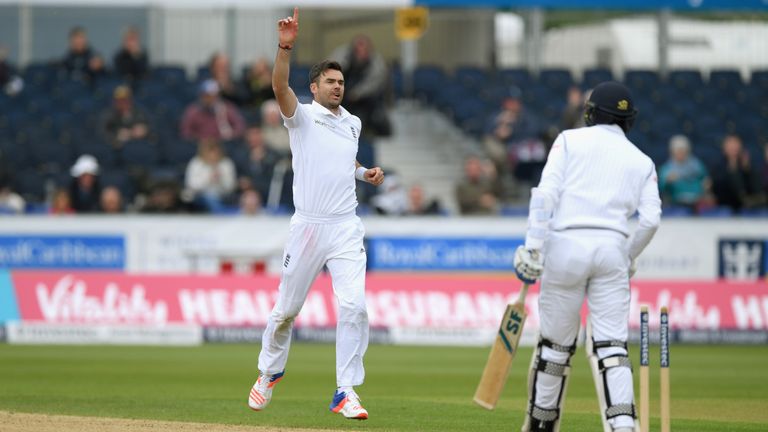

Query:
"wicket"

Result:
[[639, 305, 671, 432]]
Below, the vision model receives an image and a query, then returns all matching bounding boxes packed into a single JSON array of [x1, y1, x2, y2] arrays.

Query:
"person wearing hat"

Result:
[[180, 78, 246, 142], [101, 84, 150, 148], [514, 81, 661, 432], [658, 134, 711, 210], [69, 154, 102, 213]]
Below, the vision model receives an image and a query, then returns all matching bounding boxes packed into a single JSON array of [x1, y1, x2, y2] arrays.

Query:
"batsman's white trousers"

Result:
[[537, 229, 635, 429], [258, 211, 369, 387]]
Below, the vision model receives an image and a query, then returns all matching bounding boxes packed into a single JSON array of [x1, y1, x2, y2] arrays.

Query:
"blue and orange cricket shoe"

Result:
[[248, 371, 284, 411], [329, 389, 368, 420]]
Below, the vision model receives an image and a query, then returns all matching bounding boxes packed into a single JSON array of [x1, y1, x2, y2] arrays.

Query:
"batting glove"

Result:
[[514, 246, 544, 284]]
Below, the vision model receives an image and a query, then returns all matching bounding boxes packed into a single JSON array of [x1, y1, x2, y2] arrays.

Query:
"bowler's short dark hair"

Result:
[[309, 60, 343, 85]]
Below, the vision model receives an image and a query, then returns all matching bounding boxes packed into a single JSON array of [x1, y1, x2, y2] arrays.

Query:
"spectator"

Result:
[[330, 35, 390, 138], [456, 156, 499, 215], [242, 58, 275, 109], [101, 85, 150, 149], [184, 139, 237, 212], [0, 46, 22, 97], [0, 173, 25, 214], [209, 52, 243, 105], [238, 126, 282, 204], [658, 135, 712, 210], [69, 155, 102, 213], [61, 27, 105, 82], [180, 79, 246, 142], [260, 99, 291, 156], [113, 26, 148, 82], [712, 134, 766, 212], [141, 178, 184, 213], [50, 188, 74, 215], [239, 189, 262, 215], [484, 87, 544, 183], [405, 184, 442, 216], [99, 186, 124, 213], [560, 85, 587, 131], [762, 143, 768, 196], [370, 174, 408, 215], [0, 45, 10, 88]]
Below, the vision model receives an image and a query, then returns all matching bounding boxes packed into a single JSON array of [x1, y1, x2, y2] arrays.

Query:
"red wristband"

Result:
[[278, 43, 293, 51]]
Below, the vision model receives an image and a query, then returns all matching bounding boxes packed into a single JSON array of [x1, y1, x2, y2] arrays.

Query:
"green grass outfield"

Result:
[[1, 343, 766, 431]]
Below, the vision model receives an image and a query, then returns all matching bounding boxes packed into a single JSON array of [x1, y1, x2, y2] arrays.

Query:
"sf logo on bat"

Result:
[[498, 308, 524, 354]]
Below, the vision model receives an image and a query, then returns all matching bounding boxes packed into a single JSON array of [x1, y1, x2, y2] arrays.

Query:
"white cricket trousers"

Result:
[[537, 229, 635, 429], [258, 212, 369, 387]]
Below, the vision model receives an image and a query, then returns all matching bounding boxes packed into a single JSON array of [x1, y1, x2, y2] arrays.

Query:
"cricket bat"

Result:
[[473, 283, 530, 410]]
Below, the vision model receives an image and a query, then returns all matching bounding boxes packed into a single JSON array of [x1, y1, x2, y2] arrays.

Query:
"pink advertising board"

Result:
[[9, 272, 767, 331]]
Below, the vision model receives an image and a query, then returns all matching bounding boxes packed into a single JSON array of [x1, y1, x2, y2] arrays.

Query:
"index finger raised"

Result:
[[293, 7, 299, 22]]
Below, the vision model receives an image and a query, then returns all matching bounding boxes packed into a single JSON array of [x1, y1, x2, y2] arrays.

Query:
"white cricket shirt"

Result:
[[527, 124, 661, 259], [283, 99, 362, 218]]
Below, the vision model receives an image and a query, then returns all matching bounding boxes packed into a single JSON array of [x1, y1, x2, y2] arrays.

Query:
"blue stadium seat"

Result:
[[669, 70, 704, 91], [749, 69, 768, 92], [150, 66, 188, 88], [496, 68, 532, 88], [120, 140, 160, 166], [14, 170, 47, 202], [413, 65, 447, 102], [288, 64, 311, 93], [454, 66, 489, 90], [500, 205, 529, 217], [709, 70, 743, 91], [582, 68, 613, 88], [539, 69, 573, 93], [624, 70, 660, 93], [100, 169, 135, 200], [22, 63, 59, 90]]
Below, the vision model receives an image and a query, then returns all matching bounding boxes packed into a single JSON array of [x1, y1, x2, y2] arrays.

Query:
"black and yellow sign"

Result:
[[395, 7, 429, 41]]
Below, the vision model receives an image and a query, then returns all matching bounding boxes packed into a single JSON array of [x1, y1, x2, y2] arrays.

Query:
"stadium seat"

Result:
[[413, 65, 447, 102], [669, 70, 704, 91], [538, 68, 573, 93], [624, 70, 661, 93], [288, 64, 311, 93], [496, 68, 532, 88], [150, 65, 188, 88], [749, 69, 768, 92], [454, 66, 489, 90], [709, 70, 743, 91], [100, 169, 135, 200], [120, 140, 160, 167], [582, 68, 613, 88]]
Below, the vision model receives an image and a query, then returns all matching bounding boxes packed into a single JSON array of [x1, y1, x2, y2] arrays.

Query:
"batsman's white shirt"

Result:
[[526, 124, 661, 430], [258, 99, 368, 388]]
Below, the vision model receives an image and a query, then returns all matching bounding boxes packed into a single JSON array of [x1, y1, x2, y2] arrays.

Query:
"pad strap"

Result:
[[606, 403, 636, 419], [540, 338, 577, 355], [534, 358, 570, 377], [598, 355, 633, 371], [592, 339, 627, 352], [531, 404, 559, 422]]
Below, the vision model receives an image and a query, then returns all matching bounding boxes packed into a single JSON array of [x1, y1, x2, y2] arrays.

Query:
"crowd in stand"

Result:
[[455, 82, 768, 216], [1, 26, 766, 217], [0, 27, 432, 216]]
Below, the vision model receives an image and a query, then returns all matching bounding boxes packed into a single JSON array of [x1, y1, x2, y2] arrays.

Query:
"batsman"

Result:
[[513, 81, 661, 432]]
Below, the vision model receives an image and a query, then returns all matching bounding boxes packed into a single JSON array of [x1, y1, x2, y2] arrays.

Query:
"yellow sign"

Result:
[[395, 7, 429, 41]]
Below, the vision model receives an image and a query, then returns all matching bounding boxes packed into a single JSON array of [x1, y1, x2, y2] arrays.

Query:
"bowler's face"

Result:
[[312, 69, 345, 111]]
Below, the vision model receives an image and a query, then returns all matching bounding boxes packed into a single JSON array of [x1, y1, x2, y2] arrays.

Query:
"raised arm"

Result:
[[273, 7, 299, 118]]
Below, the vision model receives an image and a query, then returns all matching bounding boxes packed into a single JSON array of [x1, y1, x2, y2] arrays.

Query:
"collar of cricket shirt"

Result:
[[311, 100, 350, 121]]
